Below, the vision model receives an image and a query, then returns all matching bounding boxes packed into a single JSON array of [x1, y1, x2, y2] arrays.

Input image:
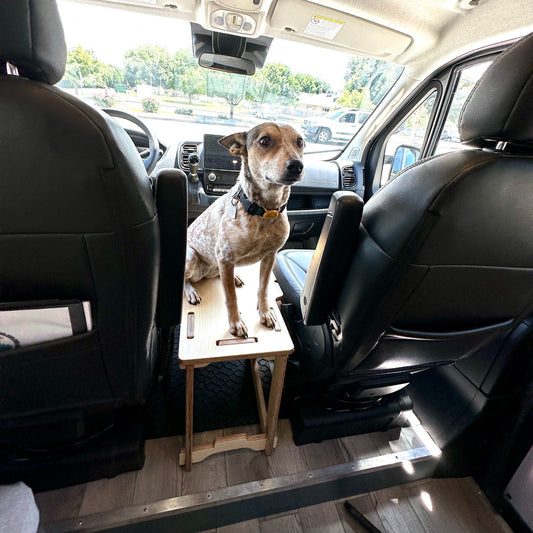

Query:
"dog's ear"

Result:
[[218, 132, 247, 156]]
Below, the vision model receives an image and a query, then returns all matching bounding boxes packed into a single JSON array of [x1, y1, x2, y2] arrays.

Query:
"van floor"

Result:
[[35, 419, 511, 532]]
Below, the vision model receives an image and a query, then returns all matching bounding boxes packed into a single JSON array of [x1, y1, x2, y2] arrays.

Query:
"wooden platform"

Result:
[[178, 264, 294, 470], [179, 263, 293, 364]]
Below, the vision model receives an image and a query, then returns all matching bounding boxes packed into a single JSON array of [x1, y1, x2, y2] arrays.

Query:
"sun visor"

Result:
[[269, 0, 411, 58], [191, 22, 272, 70]]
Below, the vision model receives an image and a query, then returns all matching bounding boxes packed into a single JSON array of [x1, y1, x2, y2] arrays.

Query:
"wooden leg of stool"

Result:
[[265, 355, 287, 455], [185, 364, 194, 471]]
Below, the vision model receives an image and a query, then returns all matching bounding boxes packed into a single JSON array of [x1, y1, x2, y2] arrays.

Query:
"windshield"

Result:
[[56, 1, 402, 158]]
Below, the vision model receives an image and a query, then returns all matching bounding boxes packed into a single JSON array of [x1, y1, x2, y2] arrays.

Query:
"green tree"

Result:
[[344, 56, 402, 106], [248, 63, 299, 104], [124, 45, 173, 89], [181, 67, 206, 103], [335, 88, 363, 108], [172, 49, 197, 89], [206, 71, 247, 119], [292, 73, 330, 94], [65, 46, 122, 88]]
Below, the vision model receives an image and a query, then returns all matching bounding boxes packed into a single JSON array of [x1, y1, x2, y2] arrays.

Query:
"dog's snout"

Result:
[[286, 159, 304, 175]]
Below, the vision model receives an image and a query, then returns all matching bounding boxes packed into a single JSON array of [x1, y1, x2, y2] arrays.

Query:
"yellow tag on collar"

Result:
[[261, 209, 279, 219]]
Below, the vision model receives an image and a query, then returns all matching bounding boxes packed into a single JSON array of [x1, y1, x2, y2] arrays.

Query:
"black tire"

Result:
[[317, 128, 331, 143]]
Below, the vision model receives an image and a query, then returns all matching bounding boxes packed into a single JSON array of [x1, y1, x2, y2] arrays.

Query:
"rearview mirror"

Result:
[[199, 53, 256, 76]]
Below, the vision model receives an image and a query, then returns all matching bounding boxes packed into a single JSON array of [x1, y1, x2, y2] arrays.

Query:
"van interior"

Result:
[[1, 0, 533, 531]]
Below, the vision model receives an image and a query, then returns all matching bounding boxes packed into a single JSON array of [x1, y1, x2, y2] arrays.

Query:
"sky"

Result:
[[57, 0, 352, 91]]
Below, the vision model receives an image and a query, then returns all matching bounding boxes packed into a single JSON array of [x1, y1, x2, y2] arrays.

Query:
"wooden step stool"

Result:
[[177, 263, 294, 470]]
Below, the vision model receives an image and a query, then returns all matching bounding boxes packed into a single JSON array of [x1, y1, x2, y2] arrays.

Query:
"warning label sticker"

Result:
[[304, 14, 344, 40]]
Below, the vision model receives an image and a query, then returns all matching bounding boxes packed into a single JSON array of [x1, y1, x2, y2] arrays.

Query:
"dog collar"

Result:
[[232, 186, 287, 220]]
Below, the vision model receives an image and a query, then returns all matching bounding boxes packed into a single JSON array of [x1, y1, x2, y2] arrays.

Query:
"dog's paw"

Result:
[[234, 275, 245, 287], [229, 318, 248, 338], [259, 308, 277, 329], [185, 285, 201, 305]]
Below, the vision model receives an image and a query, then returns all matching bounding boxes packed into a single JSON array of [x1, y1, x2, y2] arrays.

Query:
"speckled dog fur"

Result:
[[184, 122, 305, 337]]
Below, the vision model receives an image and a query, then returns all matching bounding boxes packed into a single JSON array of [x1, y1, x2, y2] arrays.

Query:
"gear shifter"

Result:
[[188, 152, 200, 183]]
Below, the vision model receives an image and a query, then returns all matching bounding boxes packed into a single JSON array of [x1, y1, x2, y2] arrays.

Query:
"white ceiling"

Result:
[[69, 0, 533, 80]]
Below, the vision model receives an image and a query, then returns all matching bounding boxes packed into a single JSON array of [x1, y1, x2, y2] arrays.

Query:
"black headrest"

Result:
[[0, 0, 66, 85], [460, 32, 533, 148]]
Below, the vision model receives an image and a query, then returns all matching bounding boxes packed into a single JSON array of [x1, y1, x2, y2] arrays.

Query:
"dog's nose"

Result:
[[286, 159, 303, 175]]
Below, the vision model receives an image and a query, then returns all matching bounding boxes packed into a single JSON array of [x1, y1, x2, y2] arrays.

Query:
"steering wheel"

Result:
[[103, 108, 159, 175]]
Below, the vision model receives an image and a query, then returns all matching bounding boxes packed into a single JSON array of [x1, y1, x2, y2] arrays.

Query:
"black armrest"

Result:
[[154, 169, 188, 329], [301, 191, 363, 326]]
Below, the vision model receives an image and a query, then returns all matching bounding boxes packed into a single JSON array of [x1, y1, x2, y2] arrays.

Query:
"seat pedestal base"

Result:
[[290, 389, 413, 445]]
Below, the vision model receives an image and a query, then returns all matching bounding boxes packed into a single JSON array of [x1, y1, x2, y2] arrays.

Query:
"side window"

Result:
[[340, 113, 355, 123], [435, 61, 491, 154], [380, 91, 437, 185]]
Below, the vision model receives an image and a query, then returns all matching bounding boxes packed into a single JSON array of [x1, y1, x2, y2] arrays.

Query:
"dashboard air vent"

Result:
[[180, 143, 198, 170], [342, 164, 356, 188]]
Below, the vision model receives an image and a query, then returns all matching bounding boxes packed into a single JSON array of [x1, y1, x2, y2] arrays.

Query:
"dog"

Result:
[[184, 122, 305, 337]]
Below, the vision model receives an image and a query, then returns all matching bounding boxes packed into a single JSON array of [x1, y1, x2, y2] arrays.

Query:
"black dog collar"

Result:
[[232, 185, 287, 220]]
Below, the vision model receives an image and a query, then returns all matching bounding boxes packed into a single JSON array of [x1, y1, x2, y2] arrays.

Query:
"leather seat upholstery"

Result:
[[275, 32, 533, 401], [0, 0, 186, 486]]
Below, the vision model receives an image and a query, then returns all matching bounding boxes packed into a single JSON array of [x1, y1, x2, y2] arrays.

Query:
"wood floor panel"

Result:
[[132, 435, 182, 504], [34, 484, 86, 523], [79, 469, 137, 515], [259, 512, 302, 533], [339, 432, 384, 462], [405, 477, 512, 533], [218, 518, 261, 532], [181, 429, 227, 496], [267, 419, 309, 477], [336, 494, 386, 533], [297, 500, 345, 533], [301, 437, 347, 470], [224, 424, 271, 486], [370, 485, 427, 533]]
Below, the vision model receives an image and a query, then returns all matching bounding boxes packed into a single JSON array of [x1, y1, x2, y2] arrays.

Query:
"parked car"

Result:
[[302, 108, 371, 143]]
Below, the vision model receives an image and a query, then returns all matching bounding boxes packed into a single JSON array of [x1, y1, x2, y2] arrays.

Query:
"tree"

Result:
[[344, 56, 402, 106], [172, 49, 197, 90], [206, 71, 247, 119], [335, 88, 363, 108], [181, 67, 206, 103], [292, 73, 330, 94], [248, 63, 299, 104], [124, 45, 173, 89], [65, 46, 122, 88]]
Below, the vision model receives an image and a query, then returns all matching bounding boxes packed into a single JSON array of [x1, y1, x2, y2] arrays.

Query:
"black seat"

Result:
[[0, 0, 186, 489], [275, 33, 533, 442]]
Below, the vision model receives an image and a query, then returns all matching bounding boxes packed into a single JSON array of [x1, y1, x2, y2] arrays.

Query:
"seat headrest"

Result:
[[460, 32, 533, 148], [0, 0, 66, 85]]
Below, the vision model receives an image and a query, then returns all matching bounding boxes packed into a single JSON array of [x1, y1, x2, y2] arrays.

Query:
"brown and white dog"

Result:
[[184, 122, 305, 337]]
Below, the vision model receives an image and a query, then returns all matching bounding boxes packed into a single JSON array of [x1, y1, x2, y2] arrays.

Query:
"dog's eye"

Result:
[[259, 136, 271, 147], [296, 137, 304, 148]]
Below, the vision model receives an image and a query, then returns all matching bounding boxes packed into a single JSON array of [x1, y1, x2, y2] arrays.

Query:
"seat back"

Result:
[[299, 33, 533, 399], [0, 0, 161, 449]]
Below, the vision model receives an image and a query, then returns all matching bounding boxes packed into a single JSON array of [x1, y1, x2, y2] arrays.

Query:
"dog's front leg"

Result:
[[218, 259, 248, 338], [258, 253, 277, 328]]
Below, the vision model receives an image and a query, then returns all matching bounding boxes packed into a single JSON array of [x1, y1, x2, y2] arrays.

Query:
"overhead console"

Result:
[[200, 0, 276, 38]]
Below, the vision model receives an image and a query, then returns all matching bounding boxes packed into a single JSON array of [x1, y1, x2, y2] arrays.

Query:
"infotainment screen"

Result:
[[203, 134, 241, 172]]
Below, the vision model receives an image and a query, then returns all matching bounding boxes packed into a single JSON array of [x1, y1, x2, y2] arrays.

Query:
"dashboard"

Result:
[[150, 131, 361, 231]]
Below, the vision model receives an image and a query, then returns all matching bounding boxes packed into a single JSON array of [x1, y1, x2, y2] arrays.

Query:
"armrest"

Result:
[[301, 191, 363, 326], [154, 169, 188, 329]]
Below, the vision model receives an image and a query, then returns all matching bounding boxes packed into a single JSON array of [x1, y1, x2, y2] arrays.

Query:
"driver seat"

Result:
[[0, 0, 186, 489], [275, 33, 533, 443]]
